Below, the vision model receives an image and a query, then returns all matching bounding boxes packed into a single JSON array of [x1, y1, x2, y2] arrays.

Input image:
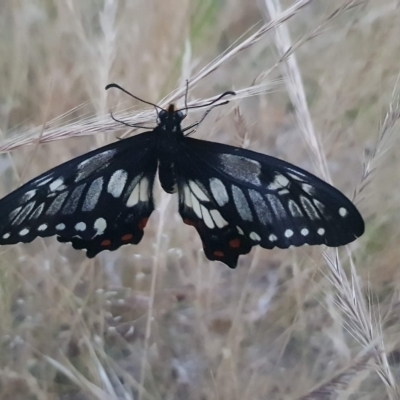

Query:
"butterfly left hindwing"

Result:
[[176, 137, 364, 268]]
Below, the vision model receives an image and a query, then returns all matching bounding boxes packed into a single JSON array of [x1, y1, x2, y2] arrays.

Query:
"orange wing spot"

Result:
[[229, 238, 241, 248], [121, 233, 134, 242], [139, 218, 149, 230], [213, 250, 224, 258], [183, 218, 196, 227], [100, 239, 112, 247]]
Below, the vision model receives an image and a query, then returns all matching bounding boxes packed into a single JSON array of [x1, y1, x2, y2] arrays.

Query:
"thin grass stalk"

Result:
[[138, 191, 171, 400], [264, 0, 331, 183]]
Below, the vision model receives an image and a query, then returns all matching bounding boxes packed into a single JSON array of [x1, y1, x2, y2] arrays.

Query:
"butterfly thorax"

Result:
[[156, 104, 185, 194]]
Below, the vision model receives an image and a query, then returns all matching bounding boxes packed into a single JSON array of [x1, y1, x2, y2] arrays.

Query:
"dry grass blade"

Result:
[[161, 0, 312, 105], [354, 77, 400, 202], [264, 0, 329, 182], [265, 0, 398, 398], [138, 192, 172, 400], [323, 251, 399, 398], [255, 0, 366, 86], [296, 352, 373, 400], [277, 0, 366, 68], [0, 0, 309, 154], [263, 0, 367, 183], [0, 81, 281, 154], [44, 354, 116, 400]]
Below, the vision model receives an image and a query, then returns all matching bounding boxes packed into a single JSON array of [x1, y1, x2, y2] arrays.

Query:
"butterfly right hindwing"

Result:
[[178, 177, 253, 268]]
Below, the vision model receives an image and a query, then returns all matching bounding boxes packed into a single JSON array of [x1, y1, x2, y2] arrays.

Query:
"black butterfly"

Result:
[[0, 84, 364, 268]]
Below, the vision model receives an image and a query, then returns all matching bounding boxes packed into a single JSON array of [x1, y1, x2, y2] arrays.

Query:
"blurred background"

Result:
[[0, 0, 400, 399]]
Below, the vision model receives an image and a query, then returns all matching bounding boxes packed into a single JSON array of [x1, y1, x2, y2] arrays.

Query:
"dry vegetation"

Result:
[[0, 0, 400, 399]]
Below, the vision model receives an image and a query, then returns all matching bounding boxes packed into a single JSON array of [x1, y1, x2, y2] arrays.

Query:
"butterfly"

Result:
[[0, 84, 364, 268]]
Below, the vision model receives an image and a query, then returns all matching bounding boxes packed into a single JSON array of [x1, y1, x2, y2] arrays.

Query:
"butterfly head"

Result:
[[158, 104, 186, 133]]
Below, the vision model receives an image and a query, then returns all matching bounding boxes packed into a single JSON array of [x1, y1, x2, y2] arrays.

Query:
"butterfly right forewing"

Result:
[[175, 137, 364, 268]]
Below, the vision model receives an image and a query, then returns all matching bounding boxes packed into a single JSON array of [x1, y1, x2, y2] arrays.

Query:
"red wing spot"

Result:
[[100, 239, 112, 247], [121, 234, 134, 242], [183, 218, 196, 227], [139, 218, 149, 230], [213, 250, 224, 258], [229, 239, 241, 248]]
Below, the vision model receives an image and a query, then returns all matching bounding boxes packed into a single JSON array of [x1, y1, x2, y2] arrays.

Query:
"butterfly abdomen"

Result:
[[156, 122, 184, 194], [158, 160, 178, 193]]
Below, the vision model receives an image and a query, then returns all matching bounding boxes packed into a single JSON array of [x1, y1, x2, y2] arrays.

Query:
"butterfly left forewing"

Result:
[[0, 132, 158, 257], [176, 137, 364, 268]]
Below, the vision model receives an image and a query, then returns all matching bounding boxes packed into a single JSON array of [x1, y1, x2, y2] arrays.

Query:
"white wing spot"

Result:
[[269, 173, 290, 190], [9, 207, 22, 221], [2, 233, 10, 239], [12, 201, 36, 225], [76, 149, 117, 182], [317, 228, 325, 236], [300, 196, 320, 220], [250, 232, 261, 241], [21, 189, 37, 203], [339, 207, 348, 217], [288, 200, 303, 217], [94, 218, 107, 235], [30, 203, 45, 220], [56, 223, 66, 231], [287, 172, 303, 181], [232, 185, 253, 221], [19, 228, 30, 236], [201, 205, 214, 229], [83, 177, 103, 212], [248, 189, 271, 225], [107, 170, 127, 198], [36, 176, 53, 186], [61, 184, 86, 215], [191, 194, 202, 218], [237, 226, 244, 235], [210, 209, 228, 228], [302, 184, 314, 195], [276, 174, 289, 187], [284, 229, 294, 238], [139, 178, 150, 202], [301, 228, 309, 236], [49, 178, 65, 192], [183, 185, 192, 208], [47, 192, 68, 216], [38, 224, 48, 231], [75, 222, 86, 231], [269, 234, 277, 242], [313, 199, 325, 215], [209, 178, 229, 206], [266, 194, 286, 220], [189, 180, 209, 202], [219, 154, 262, 186], [126, 183, 140, 207]]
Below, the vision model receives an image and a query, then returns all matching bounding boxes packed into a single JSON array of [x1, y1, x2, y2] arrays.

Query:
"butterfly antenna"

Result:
[[177, 91, 236, 113], [183, 79, 189, 117], [109, 111, 155, 130], [105, 83, 164, 114], [183, 101, 230, 136]]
